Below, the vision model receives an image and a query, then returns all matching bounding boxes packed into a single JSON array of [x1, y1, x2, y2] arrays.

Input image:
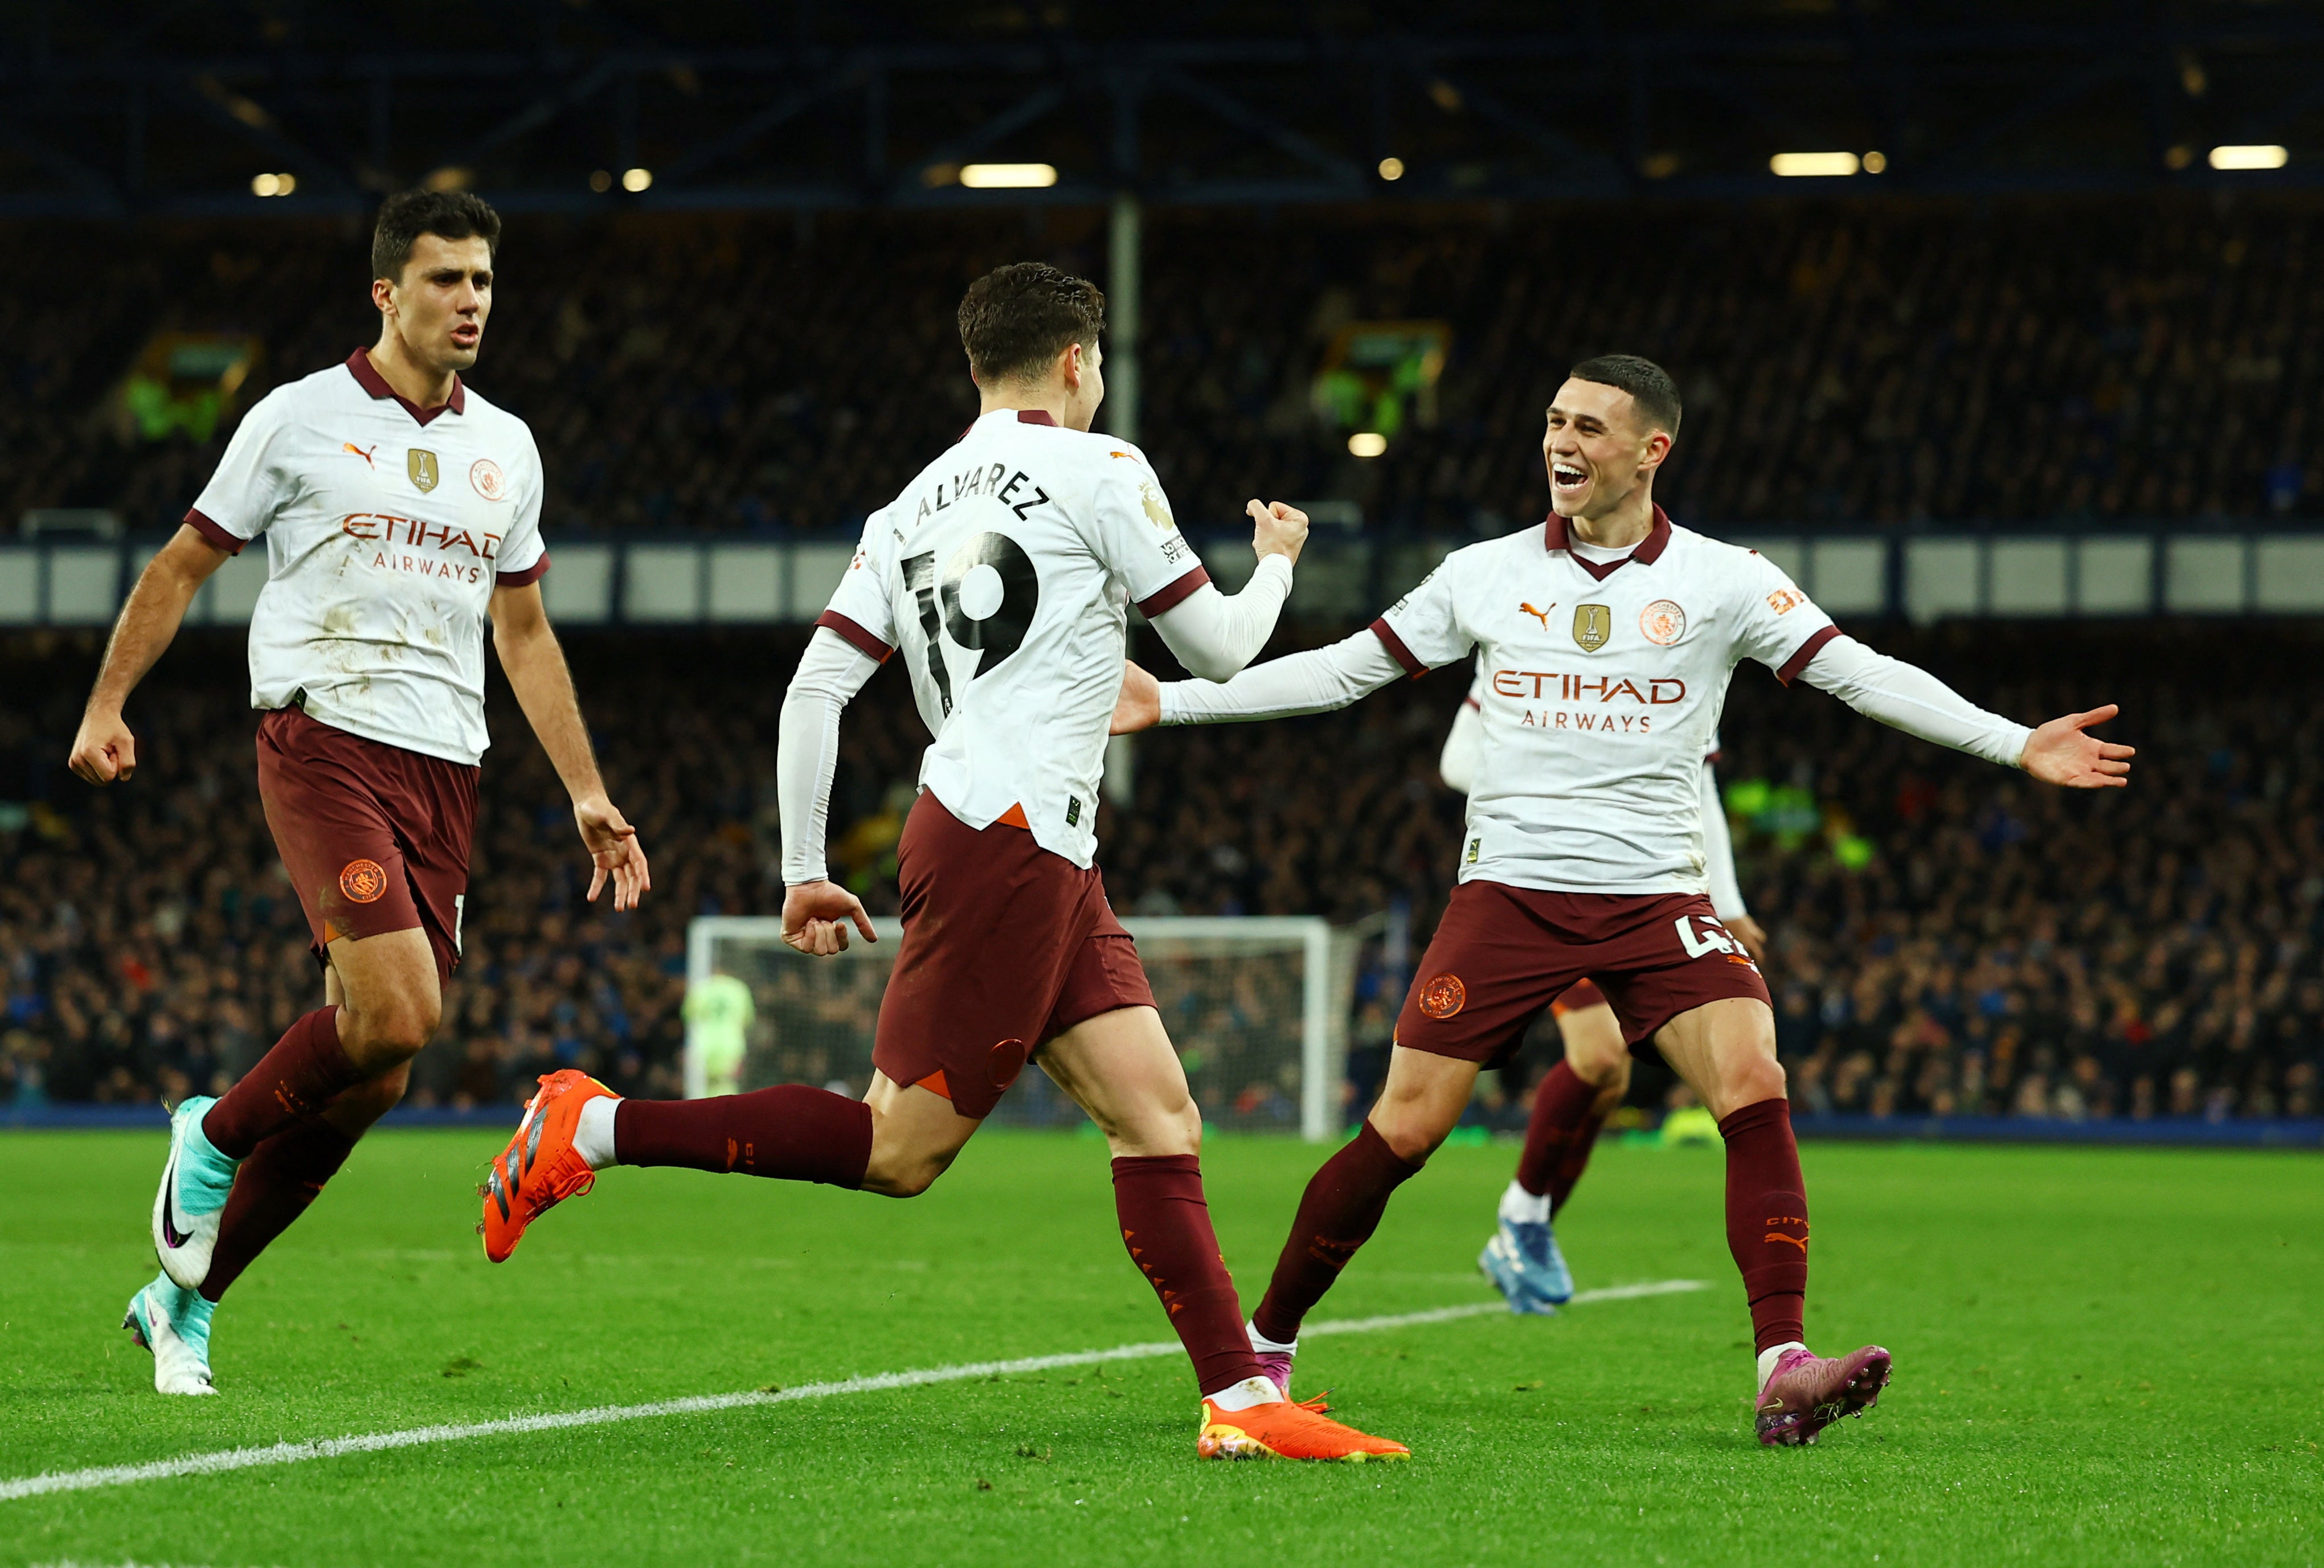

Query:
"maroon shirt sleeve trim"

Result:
[[494, 552, 551, 588], [183, 508, 244, 556], [1463, 695, 1482, 710], [1775, 624, 1842, 687], [1135, 564, 1211, 617], [1369, 617, 1427, 677], [816, 610, 895, 664]]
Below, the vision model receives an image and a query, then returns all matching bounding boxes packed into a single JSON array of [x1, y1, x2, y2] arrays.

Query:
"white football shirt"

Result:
[[1377, 510, 1834, 896], [187, 351, 549, 766], [816, 408, 1209, 869]]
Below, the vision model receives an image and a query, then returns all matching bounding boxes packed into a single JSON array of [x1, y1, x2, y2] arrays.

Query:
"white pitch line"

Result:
[[2, 1278, 1704, 1503]]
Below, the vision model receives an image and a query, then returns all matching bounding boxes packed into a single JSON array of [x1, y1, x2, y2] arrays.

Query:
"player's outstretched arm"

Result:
[[775, 627, 883, 956], [68, 524, 230, 786], [1797, 635, 2132, 788], [1438, 677, 1484, 792], [1142, 500, 1308, 682], [1112, 627, 1409, 734], [1698, 760, 1766, 952], [490, 582, 652, 910]]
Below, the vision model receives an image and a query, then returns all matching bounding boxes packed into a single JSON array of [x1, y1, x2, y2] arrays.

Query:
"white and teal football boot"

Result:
[[124, 1272, 216, 1395], [152, 1095, 238, 1289], [1478, 1180, 1574, 1313]]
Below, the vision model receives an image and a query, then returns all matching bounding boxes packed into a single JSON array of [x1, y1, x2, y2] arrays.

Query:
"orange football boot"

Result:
[[481, 1069, 616, 1262], [1196, 1383, 1411, 1462]]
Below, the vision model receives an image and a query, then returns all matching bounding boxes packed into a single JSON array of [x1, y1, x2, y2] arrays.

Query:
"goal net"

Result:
[[684, 916, 1364, 1141]]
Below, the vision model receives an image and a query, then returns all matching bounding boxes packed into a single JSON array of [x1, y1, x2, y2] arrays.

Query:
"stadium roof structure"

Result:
[[5, 1, 2324, 218]]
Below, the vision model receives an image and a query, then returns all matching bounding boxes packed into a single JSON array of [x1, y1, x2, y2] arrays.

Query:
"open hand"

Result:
[[783, 879, 877, 956], [575, 795, 652, 910], [1725, 913, 1769, 959], [2020, 705, 2134, 788], [1248, 500, 1310, 566], [1112, 661, 1161, 735], [68, 709, 137, 785]]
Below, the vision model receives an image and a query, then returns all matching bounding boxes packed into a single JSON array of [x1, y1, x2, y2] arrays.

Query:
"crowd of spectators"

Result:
[[1119, 621, 2324, 1129], [5, 194, 2324, 539], [0, 633, 790, 1113], [3, 620, 2318, 1128]]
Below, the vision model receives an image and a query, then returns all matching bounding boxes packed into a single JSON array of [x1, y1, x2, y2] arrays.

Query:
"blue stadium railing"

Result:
[[6, 521, 2323, 630]]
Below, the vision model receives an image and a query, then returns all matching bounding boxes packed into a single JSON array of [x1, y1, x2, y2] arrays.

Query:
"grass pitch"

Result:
[[0, 1128, 2317, 1567]]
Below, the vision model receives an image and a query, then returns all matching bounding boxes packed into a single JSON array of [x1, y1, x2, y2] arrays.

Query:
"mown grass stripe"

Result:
[[1, 1279, 1704, 1502]]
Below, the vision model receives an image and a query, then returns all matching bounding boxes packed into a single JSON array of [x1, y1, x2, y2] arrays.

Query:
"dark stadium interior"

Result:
[[8, 197, 2323, 538], [5, 1, 2323, 1135], [5, 619, 2319, 1127]]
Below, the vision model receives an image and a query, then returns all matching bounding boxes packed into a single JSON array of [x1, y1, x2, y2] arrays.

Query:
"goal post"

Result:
[[685, 915, 1363, 1141]]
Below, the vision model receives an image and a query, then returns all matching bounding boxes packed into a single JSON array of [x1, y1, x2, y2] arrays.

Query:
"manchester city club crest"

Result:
[[407, 448, 440, 492], [1640, 598, 1688, 645], [1572, 602, 1611, 652]]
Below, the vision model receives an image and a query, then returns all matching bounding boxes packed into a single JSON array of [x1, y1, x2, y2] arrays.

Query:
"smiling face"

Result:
[[374, 232, 494, 377], [1542, 376, 1673, 521]]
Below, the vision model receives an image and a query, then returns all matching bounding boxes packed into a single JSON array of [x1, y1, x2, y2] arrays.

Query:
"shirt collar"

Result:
[[345, 348, 465, 426], [1543, 505, 1671, 579], [961, 407, 1060, 439]]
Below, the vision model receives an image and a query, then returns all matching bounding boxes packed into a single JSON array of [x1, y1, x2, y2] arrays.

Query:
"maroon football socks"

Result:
[[1111, 1154, 1267, 1398], [1515, 1060, 1609, 1211], [1719, 1097, 1810, 1353], [198, 1118, 359, 1303], [201, 1007, 366, 1160], [613, 1086, 873, 1188], [1250, 1120, 1422, 1345]]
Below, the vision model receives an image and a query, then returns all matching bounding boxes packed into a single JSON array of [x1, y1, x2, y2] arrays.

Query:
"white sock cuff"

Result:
[[1245, 1319, 1296, 1354], [572, 1095, 622, 1171], [1204, 1375, 1282, 1412], [1500, 1178, 1552, 1225], [1756, 1340, 1809, 1393]]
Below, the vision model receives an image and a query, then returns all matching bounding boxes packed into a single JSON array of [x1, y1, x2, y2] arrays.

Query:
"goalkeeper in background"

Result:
[[684, 973, 754, 1098]]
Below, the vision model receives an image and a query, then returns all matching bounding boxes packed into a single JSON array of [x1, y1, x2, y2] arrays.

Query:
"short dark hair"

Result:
[[1568, 354, 1682, 436], [957, 263, 1106, 385], [371, 189, 501, 284]]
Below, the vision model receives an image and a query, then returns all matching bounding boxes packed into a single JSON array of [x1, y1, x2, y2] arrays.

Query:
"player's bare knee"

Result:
[[346, 1009, 433, 1064], [1132, 1093, 1202, 1158], [1370, 1102, 1454, 1165], [1573, 1042, 1629, 1090], [866, 1150, 950, 1199], [1589, 1059, 1631, 1117], [1722, 1053, 1786, 1111], [345, 986, 440, 1060]]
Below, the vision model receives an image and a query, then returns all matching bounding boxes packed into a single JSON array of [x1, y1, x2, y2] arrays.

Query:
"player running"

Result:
[[1114, 354, 2133, 1447], [1444, 675, 1765, 1315], [481, 263, 1406, 1463], [69, 189, 649, 1395]]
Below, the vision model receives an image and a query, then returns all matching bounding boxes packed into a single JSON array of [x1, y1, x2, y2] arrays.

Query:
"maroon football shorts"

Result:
[[1397, 881, 1771, 1067], [873, 793, 1156, 1120], [1550, 978, 1609, 1017], [255, 706, 478, 986]]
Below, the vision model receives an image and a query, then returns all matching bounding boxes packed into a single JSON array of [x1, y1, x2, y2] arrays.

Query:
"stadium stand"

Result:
[[5, 196, 2322, 538], [6, 195, 2319, 1131], [4, 621, 2318, 1127]]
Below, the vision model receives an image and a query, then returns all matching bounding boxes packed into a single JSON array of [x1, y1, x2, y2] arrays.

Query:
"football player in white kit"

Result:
[[486, 263, 1408, 1461], [68, 189, 650, 1395], [1441, 672, 1765, 1315], [1114, 354, 2133, 1446]]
